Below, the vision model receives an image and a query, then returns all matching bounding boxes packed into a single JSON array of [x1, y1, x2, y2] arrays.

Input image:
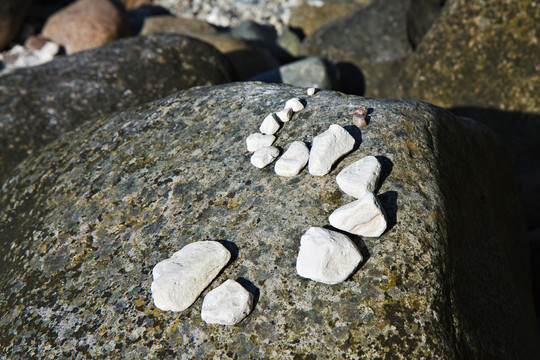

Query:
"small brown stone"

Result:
[[353, 107, 368, 128]]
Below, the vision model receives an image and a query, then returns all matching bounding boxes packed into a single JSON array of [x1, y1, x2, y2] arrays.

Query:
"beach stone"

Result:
[[285, 97, 304, 112], [41, 0, 130, 54], [406, 0, 445, 47], [230, 20, 277, 43], [329, 192, 387, 237], [275, 107, 293, 123], [336, 155, 381, 198], [121, 0, 152, 9], [274, 141, 310, 177], [0, 82, 538, 358], [151, 241, 231, 312], [0, 0, 33, 51], [301, 0, 411, 97], [201, 279, 254, 325], [140, 15, 218, 35], [246, 133, 276, 152], [277, 26, 302, 58], [296, 227, 363, 285], [248, 56, 338, 90], [308, 124, 355, 176], [250, 146, 280, 168], [259, 113, 281, 135], [0, 34, 232, 183]]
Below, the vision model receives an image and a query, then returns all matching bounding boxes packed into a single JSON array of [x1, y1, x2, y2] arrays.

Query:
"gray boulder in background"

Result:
[[0, 34, 232, 183], [0, 82, 538, 358]]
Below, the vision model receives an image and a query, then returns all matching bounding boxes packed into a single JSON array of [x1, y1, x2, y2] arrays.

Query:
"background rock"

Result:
[[41, 0, 130, 54], [140, 14, 218, 35], [0, 82, 537, 358], [301, 0, 412, 97], [406, 0, 445, 47], [0, 34, 232, 183], [0, 0, 33, 51]]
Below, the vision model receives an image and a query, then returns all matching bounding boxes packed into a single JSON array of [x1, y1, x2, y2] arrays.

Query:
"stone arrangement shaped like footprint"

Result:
[[149, 89, 390, 325]]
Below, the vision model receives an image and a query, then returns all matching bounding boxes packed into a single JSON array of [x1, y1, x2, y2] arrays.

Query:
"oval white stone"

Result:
[[246, 133, 276, 152], [308, 124, 355, 176], [250, 146, 280, 168], [259, 113, 281, 135], [307, 87, 316, 96], [296, 227, 363, 284], [201, 279, 254, 325], [328, 192, 387, 237], [336, 156, 382, 199], [274, 141, 309, 177], [151, 241, 231, 312], [285, 97, 304, 112], [275, 107, 293, 123]]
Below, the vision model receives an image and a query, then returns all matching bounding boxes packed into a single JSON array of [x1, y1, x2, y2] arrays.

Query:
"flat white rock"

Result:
[[201, 279, 254, 325], [250, 146, 280, 168], [329, 192, 387, 237], [336, 156, 382, 198], [260, 113, 281, 135], [296, 227, 362, 284], [308, 124, 355, 176], [285, 97, 304, 112], [275, 107, 293, 123], [246, 133, 276, 152], [274, 141, 309, 177], [151, 241, 231, 312], [307, 87, 316, 96]]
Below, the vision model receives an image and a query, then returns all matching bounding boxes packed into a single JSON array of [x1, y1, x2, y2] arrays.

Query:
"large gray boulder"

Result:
[[0, 34, 232, 183], [0, 82, 538, 359]]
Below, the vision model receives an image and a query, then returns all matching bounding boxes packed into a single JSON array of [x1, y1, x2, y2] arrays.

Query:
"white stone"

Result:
[[308, 124, 355, 176], [274, 141, 309, 177], [307, 87, 316, 96], [246, 133, 276, 152], [259, 113, 281, 135], [151, 241, 231, 312], [336, 156, 382, 199], [328, 192, 387, 237], [275, 107, 293, 123], [296, 227, 362, 284], [201, 280, 254, 325], [250, 146, 280, 168], [285, 97, 304, 112]]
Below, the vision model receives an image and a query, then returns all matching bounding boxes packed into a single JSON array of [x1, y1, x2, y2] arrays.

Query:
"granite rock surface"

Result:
[[0, 82, 537, 359], [0, 34, 232, 184]]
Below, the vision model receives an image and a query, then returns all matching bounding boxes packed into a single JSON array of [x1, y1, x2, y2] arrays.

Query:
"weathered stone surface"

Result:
[[329, 192, 387, 237], [336, 155, 381, 198], [308, 124, 355, 176], [151, 241, 231, 312], [0, 0, 33, 51], [248, 56, 339, 90], [274, 141, 310, 177], [201, 279, 254, 325], [0, 83, 538, 358], [406, 0, 445, 47], [301, 0, 412, 97], [41, 0, 130, 54], [392, 0, 540, 234], [296, 227, 363, 284], [0, 34, 232, 184]]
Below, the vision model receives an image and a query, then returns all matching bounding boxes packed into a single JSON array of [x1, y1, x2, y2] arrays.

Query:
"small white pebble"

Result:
[[275, 107, 293, 123], [250, 146, 280, 168], [151, 241, 231, 312], [307, 87, 316, 96], [328, 192, 387, 237], [308, 124, 355, 176], [259, 113, 281, 135], [246, 133, 276, 152], [336, 156, 382, 198], [285, 97, 304, 112], [201, 279, 254, 325], [296, 227, 362, 284], [274, 141, 309, 177]]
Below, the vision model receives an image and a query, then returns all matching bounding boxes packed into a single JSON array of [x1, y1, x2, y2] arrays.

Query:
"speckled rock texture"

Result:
[[0, 82, 538, 359], [0, 34, 233, 184], [301, 0, 412, 97], [392, 0, 540, 234]]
